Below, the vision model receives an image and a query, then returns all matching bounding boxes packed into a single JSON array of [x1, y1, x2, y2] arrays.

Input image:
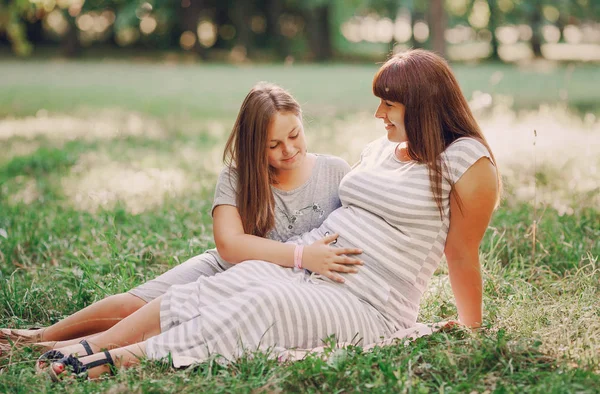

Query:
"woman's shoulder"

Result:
[[444, 137, 495, 184], [444, 137, 492, 161]]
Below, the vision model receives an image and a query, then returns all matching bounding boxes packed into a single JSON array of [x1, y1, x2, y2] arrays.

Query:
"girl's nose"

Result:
[[282, 142, 292, 155]]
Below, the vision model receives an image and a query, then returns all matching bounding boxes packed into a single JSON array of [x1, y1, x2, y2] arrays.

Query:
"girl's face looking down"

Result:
[[267, 111, 307, 171], [375, 99, 407, 143]]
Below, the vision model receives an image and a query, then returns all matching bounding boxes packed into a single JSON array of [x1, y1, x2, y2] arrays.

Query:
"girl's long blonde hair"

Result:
[[223, 82, 302, 237]]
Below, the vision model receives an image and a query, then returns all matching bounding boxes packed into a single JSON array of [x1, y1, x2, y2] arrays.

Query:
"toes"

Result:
[[35, 360, 48, 374], [51, 362, 65, 375]]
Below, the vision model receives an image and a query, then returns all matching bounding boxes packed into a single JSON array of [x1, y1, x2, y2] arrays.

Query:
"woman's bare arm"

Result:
[[444, 157, 499, 328]]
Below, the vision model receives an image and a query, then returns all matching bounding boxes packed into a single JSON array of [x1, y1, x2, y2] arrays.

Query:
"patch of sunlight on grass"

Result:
[[172, 118, 248, 177], [479, 103, 600, 213], [420, 252, 600, 366], [6, 176, 40, 205], [198, 143, 227, 177], [0, 109, 165, 141], [61, 152, 190, 214], [487, 255, 600, 366], [166, 116, 230, 140], [0, 141, 41, 165]]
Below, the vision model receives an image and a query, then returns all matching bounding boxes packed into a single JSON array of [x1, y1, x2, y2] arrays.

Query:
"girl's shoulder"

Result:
[[216, 165, 239, 188], [313, 154, 352, 174], [218, 165, 237, 178]]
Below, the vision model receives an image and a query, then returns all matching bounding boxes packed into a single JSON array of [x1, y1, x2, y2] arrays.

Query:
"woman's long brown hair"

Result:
[[373, 49, 501, 217], [223, 82, 302, 237]]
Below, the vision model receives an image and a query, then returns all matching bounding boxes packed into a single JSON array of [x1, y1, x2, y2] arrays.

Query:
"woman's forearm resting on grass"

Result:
[[446, 250, 483, 328]]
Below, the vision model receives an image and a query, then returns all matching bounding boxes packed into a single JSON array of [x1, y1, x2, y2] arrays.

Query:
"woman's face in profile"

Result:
[[374, 99, 407, 143]]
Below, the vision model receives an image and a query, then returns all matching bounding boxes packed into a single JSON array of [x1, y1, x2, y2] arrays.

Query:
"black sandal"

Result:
[[35, 339, 95, 373], [48, 350, 115, 382]]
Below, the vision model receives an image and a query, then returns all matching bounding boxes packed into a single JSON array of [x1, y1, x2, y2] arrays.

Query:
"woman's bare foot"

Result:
[[0, 328, 45, 342], [0, 341, 11, 356], [47, 343, 146, 381], [32, 341, 57, 352], [35, 341, 99, 373]]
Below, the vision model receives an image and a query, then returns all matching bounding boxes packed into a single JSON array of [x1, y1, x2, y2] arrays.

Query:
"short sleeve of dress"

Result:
[[211, 166, 238, 216], [351, 137, 380, 169], [444, 138, 494, 184]]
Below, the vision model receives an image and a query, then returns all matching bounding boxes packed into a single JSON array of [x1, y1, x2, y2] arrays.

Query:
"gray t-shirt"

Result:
[[207, 154, 351, 266]]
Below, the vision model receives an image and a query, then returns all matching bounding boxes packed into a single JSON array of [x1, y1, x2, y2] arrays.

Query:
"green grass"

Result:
[[0, 61, 599, 119], [0, 61, 599, 393]]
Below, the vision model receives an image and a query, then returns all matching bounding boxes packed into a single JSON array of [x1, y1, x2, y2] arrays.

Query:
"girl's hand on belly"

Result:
[[302, 233, 363, 283]]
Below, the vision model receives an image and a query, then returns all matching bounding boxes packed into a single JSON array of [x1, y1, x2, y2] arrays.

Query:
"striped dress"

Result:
[[145, 137, 493, 366]]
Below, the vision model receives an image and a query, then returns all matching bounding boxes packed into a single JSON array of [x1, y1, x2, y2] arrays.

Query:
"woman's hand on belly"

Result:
[[303, 233, 363, 283]]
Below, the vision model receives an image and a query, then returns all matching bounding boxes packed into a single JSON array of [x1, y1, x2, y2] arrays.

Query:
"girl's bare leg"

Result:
[[3, 293, 147, 342], [50, 296, 162, 357], [35, 333, 106, 352]]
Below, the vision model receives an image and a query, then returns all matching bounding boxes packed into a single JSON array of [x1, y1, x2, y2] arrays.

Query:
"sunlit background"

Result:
[[0, 0, 598, 215], [2, 0, 599, 62], [0, 2, 599, 377]]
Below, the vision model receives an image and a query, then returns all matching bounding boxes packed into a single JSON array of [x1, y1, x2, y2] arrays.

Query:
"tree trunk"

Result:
[[213, 1, 230, 50], [386, 4, 399, 54], [264, 0, 289, 59], [61, 15, 80, 57], [429, 0, 447, 58], [411, 10, 425, 49], [304, 5, 333, 61], [487, 0, 500, 60], [229, 0, 254, 56], [26, 17, 44, 45], [530, 0, 543, 58]]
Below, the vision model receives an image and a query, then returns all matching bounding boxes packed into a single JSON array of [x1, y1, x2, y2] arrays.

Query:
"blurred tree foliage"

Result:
[[0, 0, 598, 60]]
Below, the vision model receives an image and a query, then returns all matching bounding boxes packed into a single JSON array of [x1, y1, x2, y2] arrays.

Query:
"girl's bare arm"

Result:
[[213, 205, 363, 283]]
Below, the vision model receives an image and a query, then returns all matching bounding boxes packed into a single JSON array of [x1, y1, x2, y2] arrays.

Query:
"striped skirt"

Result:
[[145, 260, 391, 367]]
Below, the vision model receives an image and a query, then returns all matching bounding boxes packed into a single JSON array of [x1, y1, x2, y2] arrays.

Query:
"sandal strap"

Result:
[[79, 339, 94, 356], [83, 350, 115, 372], [61, 354, 86, 374], [39, 349, 65, 362]]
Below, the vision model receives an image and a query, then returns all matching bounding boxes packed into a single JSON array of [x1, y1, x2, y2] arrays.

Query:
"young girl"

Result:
[[1, 82, 362, 347], [44, 49, 501, 381]]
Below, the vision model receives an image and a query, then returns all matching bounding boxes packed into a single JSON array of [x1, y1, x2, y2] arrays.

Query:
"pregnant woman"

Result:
[[44, 49, 500, 381]]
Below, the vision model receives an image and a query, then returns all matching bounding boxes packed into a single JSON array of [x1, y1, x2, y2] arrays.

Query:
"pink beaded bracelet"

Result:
[[294, 245, 304, 269]]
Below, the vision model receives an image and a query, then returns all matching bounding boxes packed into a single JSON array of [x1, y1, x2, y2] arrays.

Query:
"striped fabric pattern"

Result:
[[295, 136, 493, 330], [145, 137, 492, 366], [146, 260, 389, 367]]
